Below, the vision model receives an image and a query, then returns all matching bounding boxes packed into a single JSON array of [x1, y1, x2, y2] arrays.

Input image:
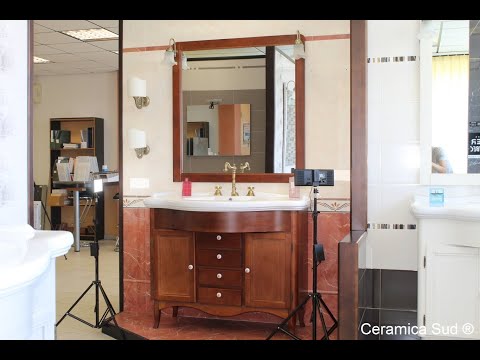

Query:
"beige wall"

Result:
[[123, 20, 350, 198], [33, 72, 119, 235], [33, 72, 118, 184]]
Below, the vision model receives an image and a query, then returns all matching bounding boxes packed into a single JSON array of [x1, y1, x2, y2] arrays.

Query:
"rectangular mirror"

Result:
[[173, 35, 305, 182], [419, 20, 480, 184]]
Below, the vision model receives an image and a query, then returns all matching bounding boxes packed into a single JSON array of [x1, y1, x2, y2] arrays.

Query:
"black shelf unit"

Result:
[[50, 117, 105, 241]]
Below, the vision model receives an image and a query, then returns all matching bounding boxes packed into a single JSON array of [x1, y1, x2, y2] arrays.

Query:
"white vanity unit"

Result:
[[412, 198, 480, 339], [0, 225, 72, 340]]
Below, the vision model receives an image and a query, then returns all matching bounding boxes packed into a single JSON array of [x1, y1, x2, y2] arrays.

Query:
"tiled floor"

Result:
[[55, 240, 120, 340]]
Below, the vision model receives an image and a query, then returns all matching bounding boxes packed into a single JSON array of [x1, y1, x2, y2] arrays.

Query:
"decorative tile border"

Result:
[[368, 223, 417, 230], [312, 198, 350, 213], [367, 56, 417, 64], [123, 195, 148, 208]]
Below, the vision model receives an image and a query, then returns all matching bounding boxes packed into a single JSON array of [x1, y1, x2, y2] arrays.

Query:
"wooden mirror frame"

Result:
[[173, 34, 305, 182]]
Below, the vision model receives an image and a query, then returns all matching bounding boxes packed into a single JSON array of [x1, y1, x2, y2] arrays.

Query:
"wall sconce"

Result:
[[293, 30, 306, 60], [128, 128, 150, 159], [127, 76, 150, 109], [181, 53, 189, 70], [162, 38, 177, 66]]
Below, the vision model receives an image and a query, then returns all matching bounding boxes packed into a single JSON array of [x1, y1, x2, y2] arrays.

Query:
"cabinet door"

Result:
[[151, 229, 195, 302], [426, 243, 480, 338], [244, 232, 291, 309]]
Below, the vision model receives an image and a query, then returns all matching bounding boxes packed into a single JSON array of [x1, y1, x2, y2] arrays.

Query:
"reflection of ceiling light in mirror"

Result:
[[181, 53, 189, 70], [113, 51, 119, 54], [62, 28, 119, 41], [293, 30, 305, 59], [33, 56, 51, 64]]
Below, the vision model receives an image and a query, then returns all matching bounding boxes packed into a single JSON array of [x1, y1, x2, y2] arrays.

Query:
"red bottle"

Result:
[[182, 178, 192, 196]]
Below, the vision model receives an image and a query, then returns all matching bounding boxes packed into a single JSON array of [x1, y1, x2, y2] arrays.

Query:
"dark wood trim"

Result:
[[265, 46, 275, 173], [338, 230, 367, 340], [118, 20, 124, 312], [180, 172, 293, 183], [295, 58, 305, 169], [176, 35, 304, 51], [173, 49, 182, 182], [152, 208, 294, 233], [28, 20, 34, 226], [173, 34, 305, 183], [350, 20, 368, 232], [188, 55, 266, 62]]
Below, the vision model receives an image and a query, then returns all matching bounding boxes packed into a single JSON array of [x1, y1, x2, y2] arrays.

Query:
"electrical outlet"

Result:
[[130, 177, 150, 189]]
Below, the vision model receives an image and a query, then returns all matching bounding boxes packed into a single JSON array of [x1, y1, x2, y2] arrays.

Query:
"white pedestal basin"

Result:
[[144, 192, 309, 212], [0, 225, 73, 340], [412, 197, 480, 339]]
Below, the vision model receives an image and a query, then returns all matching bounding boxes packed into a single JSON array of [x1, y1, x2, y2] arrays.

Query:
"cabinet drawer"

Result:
[[198, 287, 242, 306], [196, 249, 242, 268], [198, 268, 242, 288], [196, 233, 242, 250]]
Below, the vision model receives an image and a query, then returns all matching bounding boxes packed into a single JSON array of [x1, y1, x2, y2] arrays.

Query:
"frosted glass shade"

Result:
[[127, 77, 147, 97], [128, 128, 146, 149], [293, 43, 306, 59], [162, 50, 177, 66]]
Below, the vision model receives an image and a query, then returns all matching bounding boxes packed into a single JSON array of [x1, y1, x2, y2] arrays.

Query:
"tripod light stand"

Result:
[[267, 186, 338, 340], [56, 232, 123, 337]]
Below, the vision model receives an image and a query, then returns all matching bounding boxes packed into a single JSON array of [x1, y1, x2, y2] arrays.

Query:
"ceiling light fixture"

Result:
[[33, 56, 51, 64], [62, 28, 118, 42]]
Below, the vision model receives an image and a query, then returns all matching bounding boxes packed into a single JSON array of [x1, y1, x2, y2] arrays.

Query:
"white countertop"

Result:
[[143, 192, 310, 212], [0, 226, 73, 296]]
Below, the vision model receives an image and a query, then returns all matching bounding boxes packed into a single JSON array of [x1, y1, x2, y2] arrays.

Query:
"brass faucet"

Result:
[[223, 162, 239, 196], [239, 162, 250, 173]]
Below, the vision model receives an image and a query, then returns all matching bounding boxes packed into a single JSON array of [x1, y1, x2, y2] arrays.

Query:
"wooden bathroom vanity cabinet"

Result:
[[150, 209, 307, 329]]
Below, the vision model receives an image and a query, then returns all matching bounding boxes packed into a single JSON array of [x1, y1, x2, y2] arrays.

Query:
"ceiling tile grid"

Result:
[[33, 20, 119, 76]]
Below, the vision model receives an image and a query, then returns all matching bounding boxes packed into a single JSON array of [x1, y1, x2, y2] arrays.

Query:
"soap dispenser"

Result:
[[182, 178, 192, 197]]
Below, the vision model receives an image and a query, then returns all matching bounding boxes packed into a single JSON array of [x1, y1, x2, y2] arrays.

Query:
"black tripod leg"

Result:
[[56, 282, 94, 326], [98, 283, 126, 340], [316, 299, 330, 340], [266, 294, 311, 340], [319, 296, 338, 325]]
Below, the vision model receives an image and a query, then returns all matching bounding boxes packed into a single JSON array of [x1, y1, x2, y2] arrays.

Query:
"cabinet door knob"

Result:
[[216, 292, 222, 298], [188, 264, 194, 270], [216, 254, 222, 260], [216, 235, 222, 240], [245, 267, 250, 274], [217, 273, 222, 279]]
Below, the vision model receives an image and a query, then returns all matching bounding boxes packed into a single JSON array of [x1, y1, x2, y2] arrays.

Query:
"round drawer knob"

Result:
[[217, 254, 222, 260], [217, 273, 222, 279], [245, 268, 250, 274], [216, 235, 222, 240], [187, 264, 194, 270], [216, 292, 222, 298]]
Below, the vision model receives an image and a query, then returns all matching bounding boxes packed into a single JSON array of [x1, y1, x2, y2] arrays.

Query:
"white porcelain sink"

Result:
[[144, 192, 309, 212]]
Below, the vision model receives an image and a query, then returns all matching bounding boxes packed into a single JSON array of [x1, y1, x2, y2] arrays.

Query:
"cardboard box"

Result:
[[48, 194, 72, 207]]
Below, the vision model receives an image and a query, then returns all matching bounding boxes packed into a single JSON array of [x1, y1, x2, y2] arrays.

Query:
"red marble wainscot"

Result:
[[123, 207, 153, 314]]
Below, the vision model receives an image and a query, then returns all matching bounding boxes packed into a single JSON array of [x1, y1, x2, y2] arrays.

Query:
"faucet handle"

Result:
[[246, 186, 255, 196], [214, 185, 222, 196]]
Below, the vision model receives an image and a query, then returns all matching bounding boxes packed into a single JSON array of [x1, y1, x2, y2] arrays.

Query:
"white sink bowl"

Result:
[[144, 192, 309, 212]]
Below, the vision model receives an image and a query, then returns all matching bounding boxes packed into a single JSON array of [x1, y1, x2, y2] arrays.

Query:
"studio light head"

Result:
[[292, 169, 334, 187]]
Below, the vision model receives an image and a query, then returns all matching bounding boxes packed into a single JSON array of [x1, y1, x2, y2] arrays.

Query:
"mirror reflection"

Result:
[[430, 20, 480, 174], [182, 46, 296, 174], [186, 104, 251, 156]]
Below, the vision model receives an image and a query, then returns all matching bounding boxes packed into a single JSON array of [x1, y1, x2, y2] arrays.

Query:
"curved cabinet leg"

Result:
[[172, 306, 179, 318], [298, 305, 306, 327], [287, 314, 297, 332], [153, 301, 161, 328]]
